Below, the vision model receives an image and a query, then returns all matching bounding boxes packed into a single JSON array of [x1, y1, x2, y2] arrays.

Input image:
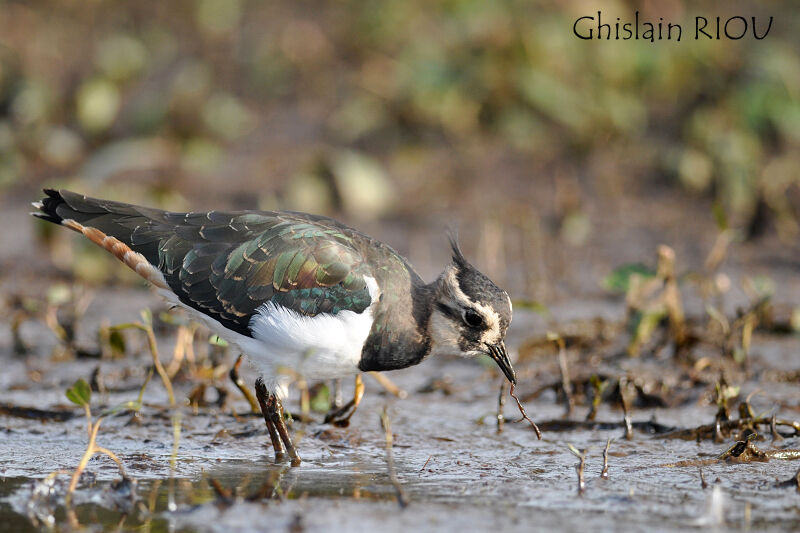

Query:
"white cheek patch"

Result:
[[441, 267, 504, 345], [479, 327, 503, 346]]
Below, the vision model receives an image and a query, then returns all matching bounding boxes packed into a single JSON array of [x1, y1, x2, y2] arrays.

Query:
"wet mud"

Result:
[[1, 201, 800, 532]]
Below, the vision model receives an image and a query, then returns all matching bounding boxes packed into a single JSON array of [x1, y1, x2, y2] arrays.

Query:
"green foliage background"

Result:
[[1, 0, 798, 251]]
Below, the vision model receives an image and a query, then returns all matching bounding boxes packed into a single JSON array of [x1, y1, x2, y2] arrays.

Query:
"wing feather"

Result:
[[34, 189, 375, 337]]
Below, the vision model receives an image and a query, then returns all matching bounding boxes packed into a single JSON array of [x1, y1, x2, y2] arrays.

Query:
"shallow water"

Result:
[[2, 189, 800, 533], [2, 298, 800, 532]]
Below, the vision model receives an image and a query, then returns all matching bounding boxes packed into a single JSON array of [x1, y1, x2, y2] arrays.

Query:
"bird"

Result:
[[33, 189, 516, 466]]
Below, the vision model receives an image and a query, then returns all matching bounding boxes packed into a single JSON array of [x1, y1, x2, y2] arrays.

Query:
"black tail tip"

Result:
[[32, 188, 66, 224]]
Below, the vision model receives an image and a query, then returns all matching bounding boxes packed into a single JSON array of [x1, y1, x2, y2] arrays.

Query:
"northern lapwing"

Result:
[[33, 189, 515, 466]]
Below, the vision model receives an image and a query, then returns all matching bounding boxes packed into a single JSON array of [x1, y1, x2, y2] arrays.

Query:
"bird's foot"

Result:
[[324, 374, 364, 428], [230, 354, 260, 413], [324, 401, 358, 428], [255, 377, 301, 466], [271, 406, 301, 467]]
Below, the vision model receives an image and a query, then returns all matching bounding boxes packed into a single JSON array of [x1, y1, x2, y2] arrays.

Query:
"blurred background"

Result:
[[0, 0, 798, 305], [2, 4, 799, 528]]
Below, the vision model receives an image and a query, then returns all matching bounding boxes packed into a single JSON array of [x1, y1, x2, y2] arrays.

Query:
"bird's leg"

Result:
[[332, 379, 344, 408], [269, 395, 301, 467], [324, 374, 365, 428], [230, 354, 259, 413], [255, 377, 286, 463]]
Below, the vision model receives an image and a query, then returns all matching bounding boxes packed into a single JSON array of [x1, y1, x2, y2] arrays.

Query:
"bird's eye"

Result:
[[463, 309, 484, 328]]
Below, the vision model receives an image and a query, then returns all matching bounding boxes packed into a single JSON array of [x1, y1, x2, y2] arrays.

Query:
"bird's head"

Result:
[[428, 236, 515, 383]]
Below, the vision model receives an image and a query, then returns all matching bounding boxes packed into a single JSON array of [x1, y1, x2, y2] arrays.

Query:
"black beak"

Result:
[[487, 342, 516, 384]]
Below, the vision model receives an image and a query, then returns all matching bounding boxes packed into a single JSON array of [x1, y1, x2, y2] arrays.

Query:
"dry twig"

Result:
[[509, 383, 542, 439], [379, 406, 409, 508], [368, 372, 407, 399], [600, 439, 611, 479], [567, 444, 586, 495], [496, 380, 507, 434], [551, 333, 574, 416], [111, 310, 174, 406]]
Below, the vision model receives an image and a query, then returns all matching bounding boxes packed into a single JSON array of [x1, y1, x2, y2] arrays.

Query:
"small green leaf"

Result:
[[589, 374, 609, 392], [719, 386, 740, 403], [100, 400, 141, 418], [108, 329, 126, 357], [749, 275, 775, 300], [310, 384, 331, 413], [158, 312, 190, 327], [47, 284, 72, 305], [209, 335, 228, 347], [140, 308, 153, 326], [628, 309, 666, 346], [66, 378, 92, 407], [603, 263, 656, 292], [711, 201, 728, 231], [511, 299, 550, 317]]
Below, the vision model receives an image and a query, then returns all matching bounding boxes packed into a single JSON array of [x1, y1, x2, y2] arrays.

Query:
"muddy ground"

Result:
[[1, 189, 799, 532]]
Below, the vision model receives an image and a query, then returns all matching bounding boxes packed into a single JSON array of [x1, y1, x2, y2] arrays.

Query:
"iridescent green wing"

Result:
[[36, 190, 373, 337], [163, 216, 374, 336]]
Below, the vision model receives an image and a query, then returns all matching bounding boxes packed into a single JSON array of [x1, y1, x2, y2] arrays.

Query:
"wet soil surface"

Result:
[[2, 288, 800, 532], [1, 199, 800, 532]]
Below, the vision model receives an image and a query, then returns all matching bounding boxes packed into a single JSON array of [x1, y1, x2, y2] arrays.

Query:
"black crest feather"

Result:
[[447, 230, 468, 268]]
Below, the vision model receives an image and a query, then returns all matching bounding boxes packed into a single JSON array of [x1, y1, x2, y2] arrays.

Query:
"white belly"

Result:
[[246, 299, 374, 380], [155, 277, 378, 399]]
